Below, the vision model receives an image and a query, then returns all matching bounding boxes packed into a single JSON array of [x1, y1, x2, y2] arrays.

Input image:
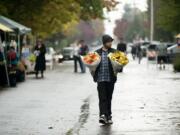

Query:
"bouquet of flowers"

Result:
[[108, 51, 129, 73], [81, 52, 101, 72]]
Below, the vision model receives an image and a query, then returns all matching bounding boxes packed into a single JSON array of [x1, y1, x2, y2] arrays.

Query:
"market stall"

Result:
[[0, 16, 31, 55], [0, 23, 14, 86], [0, 16, 31, 87]]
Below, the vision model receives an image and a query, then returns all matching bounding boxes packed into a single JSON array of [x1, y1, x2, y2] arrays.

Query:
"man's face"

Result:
[[104, 42, 112, 49]]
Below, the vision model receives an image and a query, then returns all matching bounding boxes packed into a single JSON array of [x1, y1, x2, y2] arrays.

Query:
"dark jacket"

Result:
[[7, 50, 18, 66], [117, 42, 127, 52], [34, 44, 46, 71], [79, 45, 89, 56], [93, 47, 117, 83]]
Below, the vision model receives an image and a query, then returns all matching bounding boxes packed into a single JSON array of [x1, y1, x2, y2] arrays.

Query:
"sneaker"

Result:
[[99, 115, 107, 125], [107, 119, 113, 124], [107, 116, 113, 124]]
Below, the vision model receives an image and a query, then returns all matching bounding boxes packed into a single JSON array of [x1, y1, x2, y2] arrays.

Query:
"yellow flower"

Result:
[[108, 51, 129, 66]]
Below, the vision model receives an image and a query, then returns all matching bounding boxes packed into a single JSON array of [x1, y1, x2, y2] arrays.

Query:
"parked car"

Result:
[[62, 47, 74, 60], [147, 42, 173, 63], [54, 51, 63, 63], [167, 44, 180, 63], [147, 42, 159, 61], [167, 44, 180, 54]]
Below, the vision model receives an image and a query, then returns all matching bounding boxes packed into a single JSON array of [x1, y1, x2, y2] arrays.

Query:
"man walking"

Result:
[[93, 35, 117, 125]]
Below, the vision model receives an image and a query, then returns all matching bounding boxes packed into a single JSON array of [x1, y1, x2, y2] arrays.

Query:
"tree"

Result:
[[0, 0, 119, 38], [157, 0, 180, 33], [114, 4, 149, 42], [113, 19, 128, 39], [0, 0, 82, 38], [147, 0, 180, 41]]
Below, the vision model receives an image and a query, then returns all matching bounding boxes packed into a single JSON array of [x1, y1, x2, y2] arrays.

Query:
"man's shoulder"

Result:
[[109, 48, 117, 52], [95, 47, 102, 53]]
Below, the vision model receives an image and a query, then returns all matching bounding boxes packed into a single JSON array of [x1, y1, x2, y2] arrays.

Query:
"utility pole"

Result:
[[150, 0, 154, 42]]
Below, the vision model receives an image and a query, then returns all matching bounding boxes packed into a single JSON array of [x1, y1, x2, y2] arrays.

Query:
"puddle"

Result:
[[66, 97, 90, 135]]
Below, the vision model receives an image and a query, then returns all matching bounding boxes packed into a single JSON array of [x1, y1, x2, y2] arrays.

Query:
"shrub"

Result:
[[173, 54, 180, 72]]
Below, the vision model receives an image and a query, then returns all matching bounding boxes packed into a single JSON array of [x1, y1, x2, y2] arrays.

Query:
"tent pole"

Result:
[[18, 33, 20, 56], [2, 48, 10, 86], [3, 32, 10, 86]]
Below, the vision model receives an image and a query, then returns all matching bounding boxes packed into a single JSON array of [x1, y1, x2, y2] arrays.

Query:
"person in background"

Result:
[[21, 44, 31, 70], [93, 35, 117, 125], [117, 37, 127, 72], [78, 40, 89, 73], [117, 37, 127, 53], [34, 38, 46, 79], [7, 46, 18, 69], [136, 43, 142, 64], [7, 46, 18, 87], [74, 42, 83, 73], [22, 44, 30, 59], [131, 45, 136, 60], [10, 40, 17, 52]]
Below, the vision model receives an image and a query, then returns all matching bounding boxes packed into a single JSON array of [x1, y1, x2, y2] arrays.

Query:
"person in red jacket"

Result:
[[7, 46, 18, 87]]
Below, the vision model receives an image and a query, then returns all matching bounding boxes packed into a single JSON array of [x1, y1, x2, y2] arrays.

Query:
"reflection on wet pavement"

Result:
[[98, 125, 113, 135], [66, 97, 90, 135]]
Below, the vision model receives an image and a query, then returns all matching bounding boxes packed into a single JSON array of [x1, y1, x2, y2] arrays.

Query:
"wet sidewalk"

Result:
[[77, 59, 180, 135], [0, 62, 94, 135], [0, 58, 180, 135]]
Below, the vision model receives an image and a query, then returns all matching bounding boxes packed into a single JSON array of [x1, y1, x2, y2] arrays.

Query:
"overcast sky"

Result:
[[104, 0, 147, 37]]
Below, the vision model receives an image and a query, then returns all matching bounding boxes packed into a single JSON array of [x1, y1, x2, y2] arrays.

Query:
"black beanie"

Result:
[[102, 35, 114, 45]]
